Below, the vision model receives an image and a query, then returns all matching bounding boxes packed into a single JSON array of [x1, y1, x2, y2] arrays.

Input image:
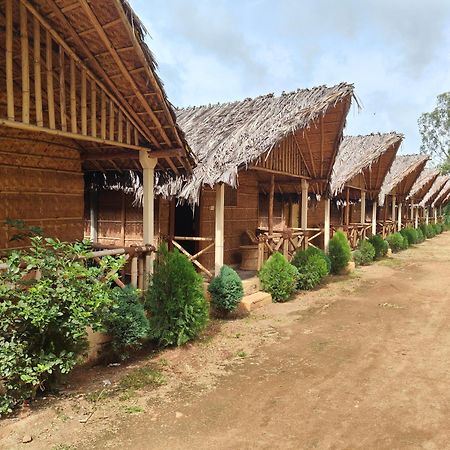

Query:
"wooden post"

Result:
[[89, 190, 98, 243], [391, 195, 396, 222], [139, 151, 157, 274], [20, 3, 30, 124], [215, 183, 225, 275], [169, 198, 175, 251], [324, 197, 330, 253], [301, 179, 309, 249], [33, 17, 43, 127], [345, 187, 350, 226], [120, 192, 126, 246], [397, 202, 402, 231], [130, 257, 138, 288], [268, 175, 275, 235], [6, 0, 14, 121], [360, 190, 366, 224], [410, 199, 415, 222], [425, 207, 429, 225], [46, 31, 55, 129], [414, 207, 419, 229], [372, 201, 377, 235], [434, 207, 438, 224]]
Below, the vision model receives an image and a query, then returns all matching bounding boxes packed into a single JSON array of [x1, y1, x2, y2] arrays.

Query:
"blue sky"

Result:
[[130, 0, 450, 156]]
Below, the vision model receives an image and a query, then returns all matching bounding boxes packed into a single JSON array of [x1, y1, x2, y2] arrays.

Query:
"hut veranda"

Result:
[[0, 0, 192, 264], [329, 133, 402, 248]]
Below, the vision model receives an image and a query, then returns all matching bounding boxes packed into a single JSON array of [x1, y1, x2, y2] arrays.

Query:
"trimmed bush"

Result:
[[208, 265, 244, 314], [386, 232, 405, 253], [103, 286, 150, 358], [294, 253, 329, 290], [435, 223, 443, 234], [400, 227, 418, 246], [145, 244, 209, 347], [328, 231, 352, 274], [292, 246, 331, 274], [416, 228, 425, 243], [354, 239, 375, 266], [259, 252, 298, 302], [426, 224, 436, 238], [420, 224, 428, 238], [368, 234, 389, 259]]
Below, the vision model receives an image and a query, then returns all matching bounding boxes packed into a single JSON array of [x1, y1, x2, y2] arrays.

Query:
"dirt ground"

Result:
[[2, 233, 450, 450]]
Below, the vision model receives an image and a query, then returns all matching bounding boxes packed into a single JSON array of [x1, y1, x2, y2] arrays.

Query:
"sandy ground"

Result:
[[2, 233, 450, 450]]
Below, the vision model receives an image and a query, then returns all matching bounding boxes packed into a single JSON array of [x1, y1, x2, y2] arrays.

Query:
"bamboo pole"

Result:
[[70, 58, 77, 133], [372, 201, 377, 235], [109, 100, 115, 141], [90, 80, 97, 137], [100, 91, 106, 139], [215, 183, 225, 275], [81, 70, 87, 135], [59, 48, 67, 131], [268, 175, 275, 235], [345, 188, 350, 226], [360, 190, 366, 224], [130, 256, 138, 288], [324, 198, 330, 253], [118, 110, 123, 143], [45, 31, 55, 129], [33, 17, 43, 126], [20, 3, 30, 124], [6, 0, 14, 121]]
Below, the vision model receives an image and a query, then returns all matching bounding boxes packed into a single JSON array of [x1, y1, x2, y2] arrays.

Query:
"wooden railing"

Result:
[[377, 221, 397, 238], [331, 223, 372, 249], [171, 236, 215, 279]]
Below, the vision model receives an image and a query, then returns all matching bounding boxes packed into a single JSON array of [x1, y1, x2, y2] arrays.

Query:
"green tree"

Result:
[[418, 92, 450, 172]]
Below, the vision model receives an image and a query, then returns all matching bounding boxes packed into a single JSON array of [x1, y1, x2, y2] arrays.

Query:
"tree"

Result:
[[418, 92, 450, 172]]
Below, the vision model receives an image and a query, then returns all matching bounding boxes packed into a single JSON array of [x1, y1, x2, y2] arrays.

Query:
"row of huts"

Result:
[[0, 0, 448, 281]]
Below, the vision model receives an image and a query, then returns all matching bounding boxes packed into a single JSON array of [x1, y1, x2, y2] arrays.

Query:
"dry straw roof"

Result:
[[379, 154, 428, 206], [408, 168, 440, 201], [330, 132, 403, 196], [432, 179, 450, 207], [158, 82, 355, 204], [419, 175, 448, 207]]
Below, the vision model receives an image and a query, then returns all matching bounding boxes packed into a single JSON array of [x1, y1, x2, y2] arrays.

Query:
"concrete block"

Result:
[[238, 291, 272, 314]]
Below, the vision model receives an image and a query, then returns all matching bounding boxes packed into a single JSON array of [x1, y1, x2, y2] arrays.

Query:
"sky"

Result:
[[130, 0, 450, 156]]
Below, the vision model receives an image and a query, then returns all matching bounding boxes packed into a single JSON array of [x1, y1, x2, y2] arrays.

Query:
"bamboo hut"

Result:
[[407, 168, 440, 227], [329, 133, 402, 247], [378, 154, 428, 234], [419, 175, 449, 224], [431, 179, 450, 222], [0, 0, 192, 284], [151, 83, 355, 276]]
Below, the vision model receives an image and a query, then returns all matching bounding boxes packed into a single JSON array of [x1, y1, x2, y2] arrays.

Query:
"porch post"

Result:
[[301, 179, 309, 248], [434, 207, 438, 224], [425, 207, 429, 225], [268, 174, 275, 235], [360, 190, 366, 224], [215, 183, 225, 275], [414, 207, 419, 229], [397, 202, 402, 231], [89, 189, 98, 243], [324, 197, 330, 253], [139, 151, 157, 274], [345, 187, 350, 226], [391, 195, 396, 222], [410, 199, 414, 222], [371, 201, 377, 235]]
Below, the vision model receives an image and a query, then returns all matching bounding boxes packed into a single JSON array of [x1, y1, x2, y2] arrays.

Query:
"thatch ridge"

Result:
[[432, 179, 450, 207], [408, 168, 440, 200], [330, 132, 403, 196], [378, 154, 429, 206], [157, 82, 355, 204], [419, 175, 449, 207]]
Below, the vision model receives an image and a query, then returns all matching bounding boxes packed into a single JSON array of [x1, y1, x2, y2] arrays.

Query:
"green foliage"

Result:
[[435, 223, 443, 234], [416, 228, 425, 243], [426, 224, 436, 238], [328, 231, 351, 274], [400, 227, 419, 246], [293, 252, 328, 291], [368, 234, 389, 259], [145, 244, 208, 347], [258, 252, 298, 302], [0, 236, 124, 416], [420, 223, 428, 238], [418, 92, 450, 169], [386, 232, 405, 253], [208, 265, 244, 314], [292, 246, 331, 274], [353, 240, 375, 266], [102, 286, 150, 358]]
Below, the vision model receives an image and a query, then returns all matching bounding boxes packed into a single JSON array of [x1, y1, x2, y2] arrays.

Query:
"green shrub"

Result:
[[328, 231, 352, 274], [400, 227, 418, 246], [145, 244, 208, 347], [103, 286, 150, 358], [420, 223, 428, 238], [416, 228, 425, 243], [354, 240, 375, 266], [294, 253, 328, 290], [368, 234, 388, 259], [292, 246, 331, 275], [435, 223, 443, 234], [386, 232, 405, 253], [426, 224, 436, 238], [259, 252, 298, 302], [401, 235, 409, 249], [208, 265, 244, 314], [0, 235, 124, 416]]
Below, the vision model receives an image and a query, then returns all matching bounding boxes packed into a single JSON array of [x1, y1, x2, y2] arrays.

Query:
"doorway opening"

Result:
[[174, 204, 199, 256]]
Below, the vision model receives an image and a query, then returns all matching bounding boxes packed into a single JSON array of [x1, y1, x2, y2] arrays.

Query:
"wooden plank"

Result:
[[45, 31, 55, 129], [109, 100, 115, 141], [70, 58, 77, 133], [81, 70, 87, 135], [5, 0, 14, 120], [20, 2, 30, 124], [100, 91, 106, 139], [33, 17, 43, 126], [59, 48, 67, 131], [118, 110, 123, 142], [90, 80, 97, 137]]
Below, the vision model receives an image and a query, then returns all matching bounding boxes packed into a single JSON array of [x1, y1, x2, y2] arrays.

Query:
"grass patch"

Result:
[[237, 350, 247, 358], [119, 367, 166, 391], [52, 445, 77, 450], [123, 405, 144, 414], [377, 258, 402, 267]]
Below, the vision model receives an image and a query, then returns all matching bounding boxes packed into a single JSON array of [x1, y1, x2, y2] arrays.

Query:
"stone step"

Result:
[[241, 276, 260, 296], [239, 291, 272, 314]]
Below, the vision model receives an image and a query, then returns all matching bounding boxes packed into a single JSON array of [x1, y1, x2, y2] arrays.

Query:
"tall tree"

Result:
[[418, 92, 450, 172]]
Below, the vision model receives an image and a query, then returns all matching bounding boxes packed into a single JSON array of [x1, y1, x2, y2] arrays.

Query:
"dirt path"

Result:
[[2, 234, 450, 449]]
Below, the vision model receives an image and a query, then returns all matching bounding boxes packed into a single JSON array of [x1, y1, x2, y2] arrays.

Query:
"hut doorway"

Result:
[[174, 204, 199, 256]]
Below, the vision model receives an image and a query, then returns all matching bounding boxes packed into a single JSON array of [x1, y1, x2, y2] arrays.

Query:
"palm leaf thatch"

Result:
[[330, 132, 403, 197], [379, 154, 429, 206], [432, 179, 450, 207], [419, 175, 449, 207], [408, 168, 440, 201], [157, 82, 355, 205]]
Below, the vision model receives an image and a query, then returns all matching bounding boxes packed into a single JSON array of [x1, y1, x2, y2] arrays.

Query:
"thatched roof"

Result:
[[419, 175, 449, 207], [408, 168, 440, 202], [33, 0, 193, 174], [157, 82, 355, 204], [378, 154, 428, 206], [432, 179, 450, 207], [330, 133, 402, 198]]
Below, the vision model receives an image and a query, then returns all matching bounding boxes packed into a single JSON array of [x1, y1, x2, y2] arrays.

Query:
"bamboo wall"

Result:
[[0, 128, 84, 250]]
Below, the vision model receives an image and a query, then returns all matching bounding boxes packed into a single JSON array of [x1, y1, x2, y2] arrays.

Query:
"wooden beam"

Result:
[[33, 17, 43, 126], [82, 148, 183, 161], [59, 48, 67, 131], [70, 58, 77, 133], [251, 165, 310, 180], [5, 0, 14, 121], [90, 80, 97, 137], [100, 91, 106, 139], [20, 2, 30, 124], [81, 69, 87, 135], [303, 131, 317, 178], [345, 187, 350, 226], [268, 174, 275, 235], [45, 31, 55, 129]]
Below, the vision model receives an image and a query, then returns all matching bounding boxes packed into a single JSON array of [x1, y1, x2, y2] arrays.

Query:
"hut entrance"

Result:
[[174, 204, 199, 256]]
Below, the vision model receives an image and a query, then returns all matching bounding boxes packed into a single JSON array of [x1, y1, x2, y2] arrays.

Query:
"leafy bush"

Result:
[[208, 265, 244, 314], [0, 236, 124, 416], [400, 227, 418, 246], [328, 231, 352, 274], [292, 247, 331, 274], [103, 286, 150, 358], [259, 252, 298, 302], [294, 253, 328, 290], [354, 240, 375, 266], [420, 224, 428, 238], [416, 228, 425, 243], [145, 244, 209, 347], [368, 234, 389, 259], [386, 232, 405, 253], [435, 223, 443, 234], [426, 224, 436, 238]]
